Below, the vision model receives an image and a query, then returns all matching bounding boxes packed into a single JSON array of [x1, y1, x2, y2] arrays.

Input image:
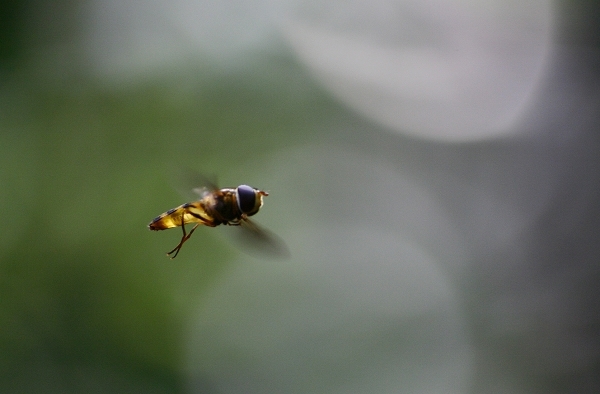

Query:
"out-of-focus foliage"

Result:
[[0, 45, 329, 392]]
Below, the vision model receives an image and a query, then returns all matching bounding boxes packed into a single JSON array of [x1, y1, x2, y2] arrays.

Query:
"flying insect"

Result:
[[149, 181, 284, 259]]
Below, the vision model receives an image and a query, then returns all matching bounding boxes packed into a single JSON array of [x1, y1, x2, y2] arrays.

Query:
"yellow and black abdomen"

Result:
[[148, 201, 217, 231]]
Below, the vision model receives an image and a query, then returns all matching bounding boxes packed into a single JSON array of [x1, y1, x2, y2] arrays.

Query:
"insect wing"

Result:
[[173, 167, 219, 200], [232, 218, 290, 259]]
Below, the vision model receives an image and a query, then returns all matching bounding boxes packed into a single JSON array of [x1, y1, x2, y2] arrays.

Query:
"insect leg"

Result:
[[166, 213, 200, 259]]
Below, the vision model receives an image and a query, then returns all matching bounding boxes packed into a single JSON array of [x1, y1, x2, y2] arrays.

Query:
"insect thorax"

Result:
[[205, 189, 242, 224]]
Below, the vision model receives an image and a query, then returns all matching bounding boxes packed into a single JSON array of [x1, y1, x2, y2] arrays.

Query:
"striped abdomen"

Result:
[[148, 201, 218, 230]]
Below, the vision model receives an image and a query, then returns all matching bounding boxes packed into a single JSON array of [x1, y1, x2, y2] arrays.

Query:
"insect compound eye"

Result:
[[236, 185, 257, 214]]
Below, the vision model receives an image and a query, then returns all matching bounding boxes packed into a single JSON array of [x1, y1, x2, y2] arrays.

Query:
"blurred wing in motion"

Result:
[[171, 166, 219, 200], [229, 218, 290, 260]]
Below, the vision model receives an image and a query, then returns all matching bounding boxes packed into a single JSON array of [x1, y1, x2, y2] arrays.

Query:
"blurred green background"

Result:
[[0, 2, 331, 391], [0, 65, 304, 392], [3, 1, 600, 393]]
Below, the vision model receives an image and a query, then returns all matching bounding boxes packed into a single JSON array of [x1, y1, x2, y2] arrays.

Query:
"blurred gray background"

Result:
[[1, 0, 600, 393]]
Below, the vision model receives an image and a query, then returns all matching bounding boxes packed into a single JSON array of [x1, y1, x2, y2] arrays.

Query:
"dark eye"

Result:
[[236, 185, 257, 214]]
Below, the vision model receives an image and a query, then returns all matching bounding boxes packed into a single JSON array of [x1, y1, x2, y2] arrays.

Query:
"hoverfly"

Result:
[[149, 179, 286, 259]]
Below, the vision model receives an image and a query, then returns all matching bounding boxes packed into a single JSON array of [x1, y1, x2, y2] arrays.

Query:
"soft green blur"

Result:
[[0, 10, 330, 392]]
